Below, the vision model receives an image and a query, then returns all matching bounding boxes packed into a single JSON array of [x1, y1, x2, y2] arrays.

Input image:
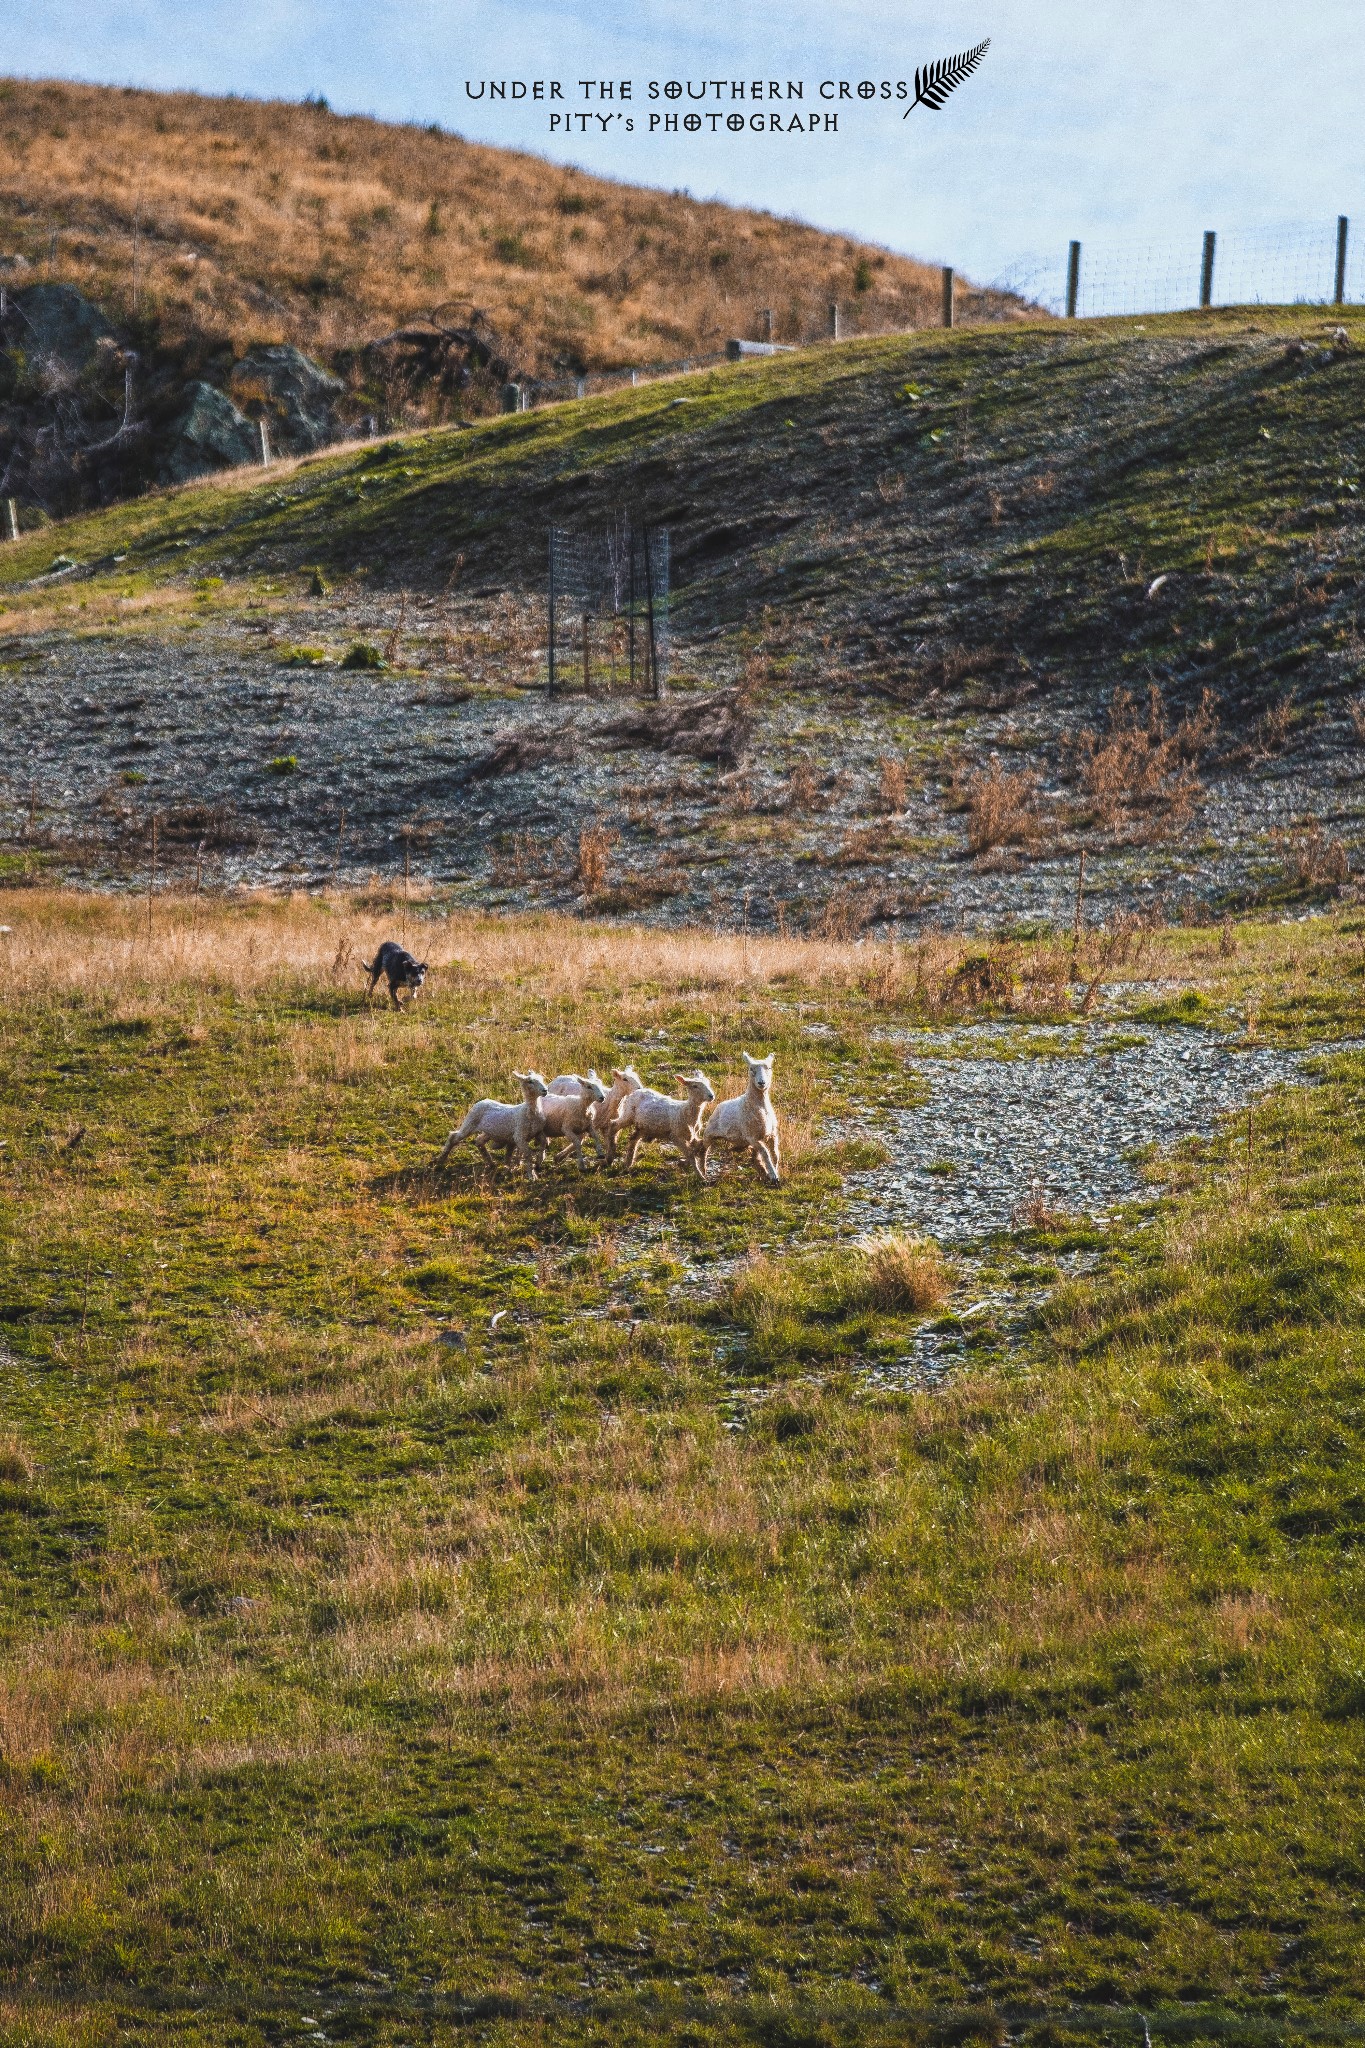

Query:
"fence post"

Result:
[[760, 308, 772, 342], [1200, 230, 1216, 308], [1065, 240, 1081, 318], [829, 302, 840, 340], [547, 534, 557, 694], [642, 525, 661, 700], [1, 499, 17, 543], [257, 419, 271, 466], [1335, 216, 1349, 305], [941, 267, 954, 328]]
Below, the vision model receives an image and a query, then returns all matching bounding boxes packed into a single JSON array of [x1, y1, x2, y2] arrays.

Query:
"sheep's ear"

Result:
[[612, 1067, 627, 1081], [512, 1070, 528, 1082]]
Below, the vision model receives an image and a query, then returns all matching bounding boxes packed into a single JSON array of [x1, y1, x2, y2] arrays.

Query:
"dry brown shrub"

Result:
[[576, 824, 618, 896], [1255, 695, 1296, 756], [1069, 684, 1216, 840], [876, 754, 910, 814], [955, 757, 1045, 856], [783, 755, 824, 812], [949, 949, 1015, 1006], [1275, 823, 1350, 893], [1011, 1180, 1071, 1232], [859, 1235, 951, 1313]]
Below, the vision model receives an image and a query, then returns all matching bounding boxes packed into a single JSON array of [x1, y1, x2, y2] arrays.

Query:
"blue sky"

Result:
[[5, 2, 1365, 308]]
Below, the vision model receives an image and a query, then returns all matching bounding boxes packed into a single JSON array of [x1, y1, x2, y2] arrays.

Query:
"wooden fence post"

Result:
[[1335, 216, 1349, 305], [1, 499, 18, 543], [941, 267, 955, 328], [760, 308, 773, 342], [829, 302, 840, 340], [1200, 230, 1216, 308], [1066, 240, 1081, 318]]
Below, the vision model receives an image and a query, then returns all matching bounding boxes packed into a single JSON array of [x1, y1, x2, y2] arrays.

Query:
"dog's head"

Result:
[[743, 1052, 774, 1095], [410, 961, 428, 989]]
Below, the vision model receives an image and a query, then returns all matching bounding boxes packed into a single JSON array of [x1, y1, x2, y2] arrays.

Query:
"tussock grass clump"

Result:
[[858, 1231, 951, 1313]]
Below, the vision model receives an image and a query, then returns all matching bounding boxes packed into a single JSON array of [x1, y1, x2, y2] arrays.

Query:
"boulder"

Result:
[[162, 382, 261, 483], [229, 344, 344, 454], [6, 283, 116, 375]]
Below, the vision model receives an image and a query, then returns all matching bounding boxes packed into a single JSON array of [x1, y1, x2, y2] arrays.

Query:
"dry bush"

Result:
[[1069, 684, 1216, 840], [876, 754, 910, 814], [954, 757, 1045, 856], [1275, 823, 1350, 893], [783, 755, 824, 812], [576, 825, 619, 896], [859, 1235, 951, 1313], [949, 949, 1015, 1006], [1255, 695, 1296, 757], [1011, 1179, 1071, 1232]]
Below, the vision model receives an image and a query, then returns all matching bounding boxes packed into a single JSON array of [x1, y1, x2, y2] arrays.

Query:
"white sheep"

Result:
[[595, 1066, 645, 1165], [613, 1071, 715, 1178], [700, 1052, 781, 1184], [540, 1072, 608, 1167], [435, 1071, 549, 1178]]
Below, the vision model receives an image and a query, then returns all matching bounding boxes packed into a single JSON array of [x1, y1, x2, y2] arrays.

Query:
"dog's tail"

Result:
[[360, 954, 379, 979]]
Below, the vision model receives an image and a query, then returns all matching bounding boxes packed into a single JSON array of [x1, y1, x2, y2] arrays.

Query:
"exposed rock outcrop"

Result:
[[161, 382, 261, 483], [229, 344, 343, 455]]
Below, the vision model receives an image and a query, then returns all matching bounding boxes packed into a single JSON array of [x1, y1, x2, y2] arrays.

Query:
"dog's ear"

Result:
[[418, 962, 427, 972]]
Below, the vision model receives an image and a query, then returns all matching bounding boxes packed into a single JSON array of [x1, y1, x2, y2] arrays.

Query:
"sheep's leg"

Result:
[[434, 1130, 458, 1167], [589, 1124, 609, 1160], [699, 1141, 715, 1180], [622, 1130, 642, 1171], [687, 1136, 708, 1180], [568, 1132, 586, 1169], [753, 1142, 780, 1185]]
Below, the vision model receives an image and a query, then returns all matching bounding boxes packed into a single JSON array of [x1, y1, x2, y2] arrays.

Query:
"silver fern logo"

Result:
[[904, 39, 991, 117]]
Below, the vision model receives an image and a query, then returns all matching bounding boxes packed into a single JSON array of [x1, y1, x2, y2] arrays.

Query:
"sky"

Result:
[[4, 1, 1365, 310]]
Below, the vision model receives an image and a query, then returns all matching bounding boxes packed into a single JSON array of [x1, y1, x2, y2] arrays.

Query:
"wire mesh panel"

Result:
[[548, 519, 670, 697], [991, 219, 1365, 322]]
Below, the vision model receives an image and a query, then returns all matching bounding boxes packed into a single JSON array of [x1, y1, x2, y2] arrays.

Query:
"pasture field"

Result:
[[0, 889, 1363, 2045]]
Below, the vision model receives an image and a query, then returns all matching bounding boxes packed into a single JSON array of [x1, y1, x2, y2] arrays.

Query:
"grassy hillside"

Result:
[[2, 302, 1362, 725], [0, 891, 1363, 2043], [0, 76, 981, 376]]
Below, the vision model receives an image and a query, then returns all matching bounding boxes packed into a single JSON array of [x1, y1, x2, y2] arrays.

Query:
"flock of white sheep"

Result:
[[437, 1054, 782, 1185]]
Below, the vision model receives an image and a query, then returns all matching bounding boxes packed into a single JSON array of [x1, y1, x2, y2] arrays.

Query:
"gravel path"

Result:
[[845, 1020, 1340, 1241]]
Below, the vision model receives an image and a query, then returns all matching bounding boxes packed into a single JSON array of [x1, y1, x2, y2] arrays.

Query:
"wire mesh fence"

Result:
[[548, 517, 671, 697], [991, 218, 1365, 321]]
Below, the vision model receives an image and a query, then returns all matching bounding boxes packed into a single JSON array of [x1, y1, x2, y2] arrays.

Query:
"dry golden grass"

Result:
[[858, 1232, 951, 1313], [0, 76, 967, 375]]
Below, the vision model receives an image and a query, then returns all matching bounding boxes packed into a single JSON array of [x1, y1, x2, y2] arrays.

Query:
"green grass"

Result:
[[0, 894, 1363, 2044]]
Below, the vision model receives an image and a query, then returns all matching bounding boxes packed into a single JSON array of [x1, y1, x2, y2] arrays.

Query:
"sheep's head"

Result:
[[743, 1052, 774, 1094], [514, 1070, 550, 1103], [581, 1074, 607, 1106], [678, 1071, 716, 1105]]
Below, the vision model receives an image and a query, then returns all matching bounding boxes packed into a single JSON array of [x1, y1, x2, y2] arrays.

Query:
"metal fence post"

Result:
[[942, 267, 954, 328], [829, 302, 840, 340], [547, 533, 557, 693], [1200, 231, 1216, 308], [1066, 240, 1081, 318], [761, 307, 772, 342], [1336, 216, 1349, 304], [1, 499, 18, 543]]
